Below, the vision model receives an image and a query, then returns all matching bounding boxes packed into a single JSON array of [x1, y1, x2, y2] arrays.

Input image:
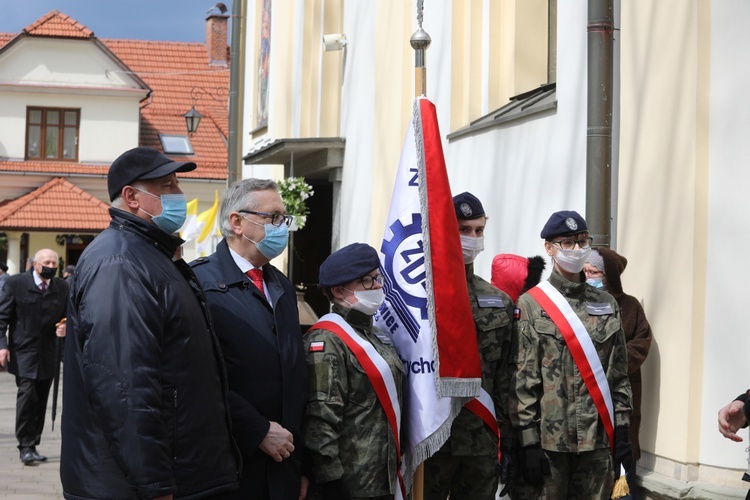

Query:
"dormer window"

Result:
[[26, 107, 80, 161], [159, 134, 194, 155]]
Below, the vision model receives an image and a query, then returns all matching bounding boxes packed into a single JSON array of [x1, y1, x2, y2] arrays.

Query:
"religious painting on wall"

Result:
[[256, 0, 271, 129]]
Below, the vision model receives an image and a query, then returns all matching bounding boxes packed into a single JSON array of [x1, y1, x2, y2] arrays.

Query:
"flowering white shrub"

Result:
[[277, 177, 314, 230]]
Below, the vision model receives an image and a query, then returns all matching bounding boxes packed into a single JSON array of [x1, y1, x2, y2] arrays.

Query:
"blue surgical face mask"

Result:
[[586, 277, 605, 289], [241, 216, 290, 260], [137, 189, 187, 234]]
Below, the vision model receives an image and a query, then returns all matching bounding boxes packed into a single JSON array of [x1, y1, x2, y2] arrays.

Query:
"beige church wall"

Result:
[[618, 0, 705, 465]]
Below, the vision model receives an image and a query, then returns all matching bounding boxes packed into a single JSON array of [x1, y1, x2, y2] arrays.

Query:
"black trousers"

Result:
[[15, 376, 53, 450]]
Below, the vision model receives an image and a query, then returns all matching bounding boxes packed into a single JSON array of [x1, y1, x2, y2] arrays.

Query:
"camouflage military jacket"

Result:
[[442, 264, 514, 457], [302, 304, 404, 497], [510, 270, 632, 453]]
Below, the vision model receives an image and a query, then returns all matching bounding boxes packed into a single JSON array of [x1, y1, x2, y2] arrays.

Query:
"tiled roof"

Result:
[[23, 10, 94, 38], [0, 160, 109, 176], [105, 38, 230, 179], [0, 12, 230, 181], [0, 177, 110, 231]]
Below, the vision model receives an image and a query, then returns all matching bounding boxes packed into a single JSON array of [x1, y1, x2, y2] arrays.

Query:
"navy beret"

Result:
[[319, 243, 381, 288], [108, 147, 196, 201], [453, 192, 485, 220], [540, 210, 588, 239]]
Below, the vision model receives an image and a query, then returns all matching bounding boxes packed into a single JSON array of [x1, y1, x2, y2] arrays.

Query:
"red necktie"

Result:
[[40, 281, 47, 293], [246, 268, 265, 296]]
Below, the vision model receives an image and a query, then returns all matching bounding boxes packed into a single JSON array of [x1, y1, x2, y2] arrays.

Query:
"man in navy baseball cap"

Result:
[[107, 147, 196, 202]]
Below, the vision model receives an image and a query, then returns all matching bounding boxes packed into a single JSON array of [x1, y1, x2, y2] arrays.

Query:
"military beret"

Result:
[[540, 210, 588, 239], [453, 192, 485, 220], [319, 243, 381, 288]]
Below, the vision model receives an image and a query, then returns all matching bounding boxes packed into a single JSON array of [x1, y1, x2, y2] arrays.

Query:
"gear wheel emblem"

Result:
[[381, 213, 428, 320]]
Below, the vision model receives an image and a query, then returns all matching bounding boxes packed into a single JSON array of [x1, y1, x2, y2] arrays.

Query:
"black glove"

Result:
[[613, 425, 634, 478], [521, 443, 550, 486], [317, 479, 351, 500], [498, 435, 519, 496]]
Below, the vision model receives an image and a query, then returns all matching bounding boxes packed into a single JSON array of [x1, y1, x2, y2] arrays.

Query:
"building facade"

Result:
[[240, 0, 750, 495]]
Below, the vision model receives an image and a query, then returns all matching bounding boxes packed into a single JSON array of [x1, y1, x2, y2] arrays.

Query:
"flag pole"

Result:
[[409, 3, 430, 498], [410, 0, 431, 98]]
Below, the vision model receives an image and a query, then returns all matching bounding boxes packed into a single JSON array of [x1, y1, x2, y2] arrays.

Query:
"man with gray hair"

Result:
[[0, 248, 68, 465], [191, 178, 309, 499]]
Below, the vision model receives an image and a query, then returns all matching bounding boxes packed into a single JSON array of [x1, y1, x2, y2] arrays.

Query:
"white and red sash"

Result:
[[527, 281, 615, 451], [464, 389, 501, 459], [310, 313, 406, 499]]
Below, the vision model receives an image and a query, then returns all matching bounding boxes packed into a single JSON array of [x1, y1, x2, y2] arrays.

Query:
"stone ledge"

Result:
[[638, 468, 748, 499]]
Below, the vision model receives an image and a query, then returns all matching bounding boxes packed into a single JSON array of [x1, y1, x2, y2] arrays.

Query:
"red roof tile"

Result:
[[0, 177, 110, 231], [23, 11, 94, 39]]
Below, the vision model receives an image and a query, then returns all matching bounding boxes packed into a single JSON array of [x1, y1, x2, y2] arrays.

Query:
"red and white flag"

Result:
[[374, 97, 482, 488]]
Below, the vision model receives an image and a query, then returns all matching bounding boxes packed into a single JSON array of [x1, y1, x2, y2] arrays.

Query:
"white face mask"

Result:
[[460, 235, 485, 264], [554, 247, 591, 274], [344, 288, 385, 316]]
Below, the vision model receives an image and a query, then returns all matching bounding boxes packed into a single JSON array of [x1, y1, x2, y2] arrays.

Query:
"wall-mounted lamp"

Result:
[[322, 34, 347, 52], [183, 106, 204, 134], [182, 87, 227, 135]]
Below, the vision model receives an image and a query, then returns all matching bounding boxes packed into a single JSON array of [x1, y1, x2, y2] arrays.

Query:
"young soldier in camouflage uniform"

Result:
[[303, 243, 404, 500], [509, 210, 633, 499], [423, 192, 516, 500]]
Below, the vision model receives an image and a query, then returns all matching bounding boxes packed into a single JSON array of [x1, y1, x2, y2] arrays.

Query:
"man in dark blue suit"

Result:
[[191, 178, 308, 500], [0, 248, 68, 465]]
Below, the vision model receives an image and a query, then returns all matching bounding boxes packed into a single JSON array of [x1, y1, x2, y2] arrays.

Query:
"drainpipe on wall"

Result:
[[586, 0, 614, 248], [227, 0, 247, 186]]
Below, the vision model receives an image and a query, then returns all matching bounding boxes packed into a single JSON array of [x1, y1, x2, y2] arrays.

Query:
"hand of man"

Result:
[[0, 349, 9, 368], [55, 320, 67, 338], [316, 479, 350, 500], [718, 400, 747, 442], [498, 435, 519, 496], [298, 475, 309, 500], [613, 425, 634, 478], [259, 421, 295, 462], [520, 443, 550, 486]]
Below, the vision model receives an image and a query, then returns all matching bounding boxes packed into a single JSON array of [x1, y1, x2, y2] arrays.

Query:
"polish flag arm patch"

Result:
[[309, 341, 325, 352]]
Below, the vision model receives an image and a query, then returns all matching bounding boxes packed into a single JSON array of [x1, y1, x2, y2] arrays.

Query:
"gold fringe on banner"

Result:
[[611, 465, 630, 499]]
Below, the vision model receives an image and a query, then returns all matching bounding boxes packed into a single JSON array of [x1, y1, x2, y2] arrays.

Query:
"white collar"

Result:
[[228, 246, 261, 274]]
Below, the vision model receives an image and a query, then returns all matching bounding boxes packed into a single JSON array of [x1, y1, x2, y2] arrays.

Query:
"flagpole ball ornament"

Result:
[[540, 210, 589, 239], [410, 28, 432, 52], [108, 147, 196, 201], [452, 192, 485, 220], [319, 243, 380, 288]]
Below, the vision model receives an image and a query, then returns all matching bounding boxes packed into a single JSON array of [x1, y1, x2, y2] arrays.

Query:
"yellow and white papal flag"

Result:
[[180, 198, 200, 242], [196, 191, 221, 257]]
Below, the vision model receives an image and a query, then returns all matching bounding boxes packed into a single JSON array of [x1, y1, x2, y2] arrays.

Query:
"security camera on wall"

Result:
[[322, 34, 347, 52]]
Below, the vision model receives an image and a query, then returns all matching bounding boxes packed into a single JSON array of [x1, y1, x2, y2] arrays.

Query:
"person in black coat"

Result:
[[0, 248, 68, 465], [191, 178, 308, 500], [60, 147, 240, 499]]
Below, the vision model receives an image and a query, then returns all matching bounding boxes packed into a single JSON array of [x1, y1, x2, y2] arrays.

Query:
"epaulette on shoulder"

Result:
[[190, 257, 210, 267]]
